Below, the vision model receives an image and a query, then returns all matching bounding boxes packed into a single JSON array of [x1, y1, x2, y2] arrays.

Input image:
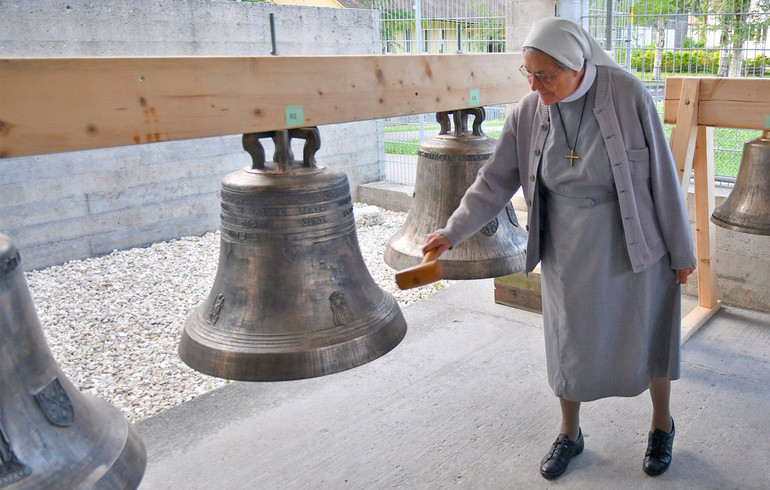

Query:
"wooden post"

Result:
[[681, 125, 721, 343]]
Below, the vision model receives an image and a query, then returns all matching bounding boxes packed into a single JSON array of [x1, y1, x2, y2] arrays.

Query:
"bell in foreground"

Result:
[[0, 233, 146, 489], [179, 128, 407, 381]]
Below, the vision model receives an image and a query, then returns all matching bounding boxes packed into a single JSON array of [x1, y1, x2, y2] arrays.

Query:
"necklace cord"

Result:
[[554, 94, 589, 159]]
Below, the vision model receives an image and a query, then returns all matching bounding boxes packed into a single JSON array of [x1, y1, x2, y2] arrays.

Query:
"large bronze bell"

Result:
[[385, 108, 528, 279], [0, 233, 146, 489], [179, 128, 407, 381], [711, 129, 770, 235]]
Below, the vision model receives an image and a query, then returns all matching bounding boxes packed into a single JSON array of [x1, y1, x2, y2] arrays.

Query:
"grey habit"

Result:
[[540, 69, 681, 402], [435, 18, 695, 404]]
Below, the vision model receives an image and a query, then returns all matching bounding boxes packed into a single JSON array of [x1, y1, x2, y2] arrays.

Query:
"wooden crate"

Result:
[[493, 270, 542, 314]]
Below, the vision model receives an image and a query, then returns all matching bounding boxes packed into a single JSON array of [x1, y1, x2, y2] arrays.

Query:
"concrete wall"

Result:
[[683, 188, 770, 313], [505, 0, 557, 50], [0, 0, 380, 270]]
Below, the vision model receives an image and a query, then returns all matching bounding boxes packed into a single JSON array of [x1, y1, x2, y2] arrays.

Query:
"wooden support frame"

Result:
[[4, 58, 768, 344], [664, 76, 770, 343], [0, 53, 528, 158]]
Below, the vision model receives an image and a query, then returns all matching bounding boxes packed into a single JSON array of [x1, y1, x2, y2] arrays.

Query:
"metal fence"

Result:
[[369, 0, 768, 185], [584, 0, 769, 181], [367, 0, 506, 185]]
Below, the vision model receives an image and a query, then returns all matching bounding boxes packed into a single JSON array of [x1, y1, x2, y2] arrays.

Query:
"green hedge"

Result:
[[631, 49, 720, 74]]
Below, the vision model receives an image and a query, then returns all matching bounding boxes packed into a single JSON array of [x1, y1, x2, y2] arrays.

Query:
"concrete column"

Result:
[[557, 0, 582, 23], [505, 0, 557, 51]]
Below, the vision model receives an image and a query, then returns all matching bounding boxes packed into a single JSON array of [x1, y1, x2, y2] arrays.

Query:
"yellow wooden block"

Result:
[[493, 270, 542, 314]]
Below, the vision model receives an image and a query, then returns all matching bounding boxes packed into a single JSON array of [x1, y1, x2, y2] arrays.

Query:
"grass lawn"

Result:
[[384, 114, 759, 179]]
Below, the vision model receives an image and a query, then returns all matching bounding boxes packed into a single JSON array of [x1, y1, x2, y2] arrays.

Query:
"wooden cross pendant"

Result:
[[565, 148, 580, 166]]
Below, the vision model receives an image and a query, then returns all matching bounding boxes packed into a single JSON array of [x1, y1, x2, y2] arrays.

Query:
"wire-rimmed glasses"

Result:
[[519, 65, 562, 84]]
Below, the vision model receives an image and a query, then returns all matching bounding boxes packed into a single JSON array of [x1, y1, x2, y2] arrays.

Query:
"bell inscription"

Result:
[[33, 377, 75, 427], [481, 218, 499, 237], [206, 294, 225, 325]]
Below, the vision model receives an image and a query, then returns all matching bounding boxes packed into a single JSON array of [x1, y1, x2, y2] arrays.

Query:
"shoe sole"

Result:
[[643, 463, 670, 477]]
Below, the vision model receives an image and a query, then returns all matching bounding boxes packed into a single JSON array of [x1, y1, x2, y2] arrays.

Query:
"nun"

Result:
[[422, 17, 696, 479]]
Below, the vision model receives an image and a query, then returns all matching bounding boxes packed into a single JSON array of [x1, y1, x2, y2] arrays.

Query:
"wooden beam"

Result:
[[0, 53, 529, 158], [669, 78, 700, 201], [664, 77, 770, 130]]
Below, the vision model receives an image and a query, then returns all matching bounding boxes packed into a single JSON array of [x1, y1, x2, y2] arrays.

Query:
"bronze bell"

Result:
[[711, 130, 770, 235], [0, 233, 146, 489], [178, 128, 407, 381], [385, 108, 528, 279]]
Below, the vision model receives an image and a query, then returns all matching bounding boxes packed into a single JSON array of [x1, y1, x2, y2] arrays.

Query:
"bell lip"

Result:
[[178, 310, 407, 382], [91, 418, 147, 490], [0, 232, 21, 277], [385, 245, 527, 280], [710, 213, 770, 236]]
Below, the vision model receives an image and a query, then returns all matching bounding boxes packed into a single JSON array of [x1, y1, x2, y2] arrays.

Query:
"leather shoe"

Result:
[[539, 428, 584, 479], [643, 418, 675, 476]]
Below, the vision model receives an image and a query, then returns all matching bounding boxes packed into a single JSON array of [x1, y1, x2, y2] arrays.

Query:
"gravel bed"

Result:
[[24, 203, 455, 423]]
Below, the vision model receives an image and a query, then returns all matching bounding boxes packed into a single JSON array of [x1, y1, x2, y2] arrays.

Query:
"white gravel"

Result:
[[24, 203, 454, 423]]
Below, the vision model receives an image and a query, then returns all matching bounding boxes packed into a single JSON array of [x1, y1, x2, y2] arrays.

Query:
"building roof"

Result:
[[337, 1, 505, 17], [336, 0, 367, 8]]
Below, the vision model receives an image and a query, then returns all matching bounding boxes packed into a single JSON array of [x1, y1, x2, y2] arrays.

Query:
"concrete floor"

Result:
[[135, 279, 770, 490]]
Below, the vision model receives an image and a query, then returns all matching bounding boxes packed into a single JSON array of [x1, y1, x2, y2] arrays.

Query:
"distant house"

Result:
[[277, 0, 506, 54]]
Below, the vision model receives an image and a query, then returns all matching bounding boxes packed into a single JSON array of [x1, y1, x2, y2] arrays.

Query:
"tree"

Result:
[[631, 0, 689, 79], [470, 0, 505, 52], [691, 0, 770, 77]]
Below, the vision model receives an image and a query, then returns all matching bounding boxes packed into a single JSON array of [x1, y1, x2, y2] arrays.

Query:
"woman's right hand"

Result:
[[422, 233, 452, 259]]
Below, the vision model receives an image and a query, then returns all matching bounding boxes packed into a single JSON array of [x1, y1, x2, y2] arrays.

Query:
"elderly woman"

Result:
[[423, 17, 696, 479]]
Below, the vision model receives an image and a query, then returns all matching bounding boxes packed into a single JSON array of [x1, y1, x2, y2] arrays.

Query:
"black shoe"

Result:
[[539, 428, 584, 480], [643, 418, 675, 476]]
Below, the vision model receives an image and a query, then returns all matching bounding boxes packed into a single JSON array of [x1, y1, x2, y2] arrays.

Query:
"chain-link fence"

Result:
[[584, 0, 769, 182], [368, 0, 768, 185], [366, 0, 506, 185]]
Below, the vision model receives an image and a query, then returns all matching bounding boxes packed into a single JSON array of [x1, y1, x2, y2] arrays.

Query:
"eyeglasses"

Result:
[[519, 65, 562, 84]]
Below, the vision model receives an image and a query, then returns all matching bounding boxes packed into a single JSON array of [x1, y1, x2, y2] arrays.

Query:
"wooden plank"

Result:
[[681, 303, 721, 344], [668, 78, 700, 200], [664, 77, 770, 130], [0, 53, 529, 158], [693, 126, 718, 309]]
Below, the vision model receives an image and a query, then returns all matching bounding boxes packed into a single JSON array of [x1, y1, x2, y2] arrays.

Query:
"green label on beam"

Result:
[[469, 88, 480, 106], [285, 105, 304, 127], [766, 114, 770, 128]]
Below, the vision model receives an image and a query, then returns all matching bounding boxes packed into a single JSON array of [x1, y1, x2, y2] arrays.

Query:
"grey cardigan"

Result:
[[437, 65, 696, 274]]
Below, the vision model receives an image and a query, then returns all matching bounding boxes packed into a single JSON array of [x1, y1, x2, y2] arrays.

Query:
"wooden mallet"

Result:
[[395, 248, 444, 290]]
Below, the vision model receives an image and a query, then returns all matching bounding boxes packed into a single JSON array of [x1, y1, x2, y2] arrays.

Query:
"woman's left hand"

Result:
[[676, 265, 696, 284]]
